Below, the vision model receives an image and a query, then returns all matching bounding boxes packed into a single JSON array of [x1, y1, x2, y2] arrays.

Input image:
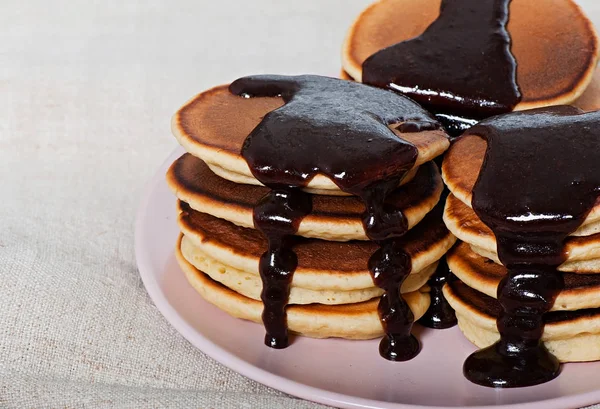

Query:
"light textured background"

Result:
[[1, 0, 600, 408]]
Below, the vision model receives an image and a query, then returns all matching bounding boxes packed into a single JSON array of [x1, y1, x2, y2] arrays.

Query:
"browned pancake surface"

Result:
[[174, 85, 449, 160], [345, 0, 598, 106], [447, 280, 600, 324], [178, 199, 452, 275], [169, 153, 442, 221], [449, 242, 600, 295]]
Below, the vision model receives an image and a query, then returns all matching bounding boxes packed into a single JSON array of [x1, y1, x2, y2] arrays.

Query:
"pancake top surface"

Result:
[[172, 80, 450, 191], [344, 0, 598, 108], [362, 0, 520, 117], [230, 75, 439, 190], [443, 112, 600, 225], [468, 107, 600, 255], [178, 199, 452, 274]]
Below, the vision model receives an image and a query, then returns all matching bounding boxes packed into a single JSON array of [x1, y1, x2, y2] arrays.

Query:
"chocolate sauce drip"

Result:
[[420, 187, 457, 329], [467, 106, 600, 387], [363, 179, 420, 361], [418, 258, 457, 329], [231, 75, 443, 358], [253, 188, 312, 348], [362, 0, 521, 120]]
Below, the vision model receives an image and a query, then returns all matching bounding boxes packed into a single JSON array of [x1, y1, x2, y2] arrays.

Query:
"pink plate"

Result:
[[135, 148, 600, 409]]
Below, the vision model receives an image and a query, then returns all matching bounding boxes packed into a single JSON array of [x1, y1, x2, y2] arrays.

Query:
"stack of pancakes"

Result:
[[166, 85, 457, 340], [441, 136, 600, 362], [341, 0, 600, 113], [340, 0, 600, 362]]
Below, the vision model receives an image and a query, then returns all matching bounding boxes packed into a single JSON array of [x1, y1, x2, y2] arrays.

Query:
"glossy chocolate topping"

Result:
[[418, 257, 457, 329], [230, 75, 439, 189], [231, 75, 443, 358], [466, 106, 600, 387], [419, 188, 457, 329], [362, 0, 521, 120], [340, 70, 477, 138]]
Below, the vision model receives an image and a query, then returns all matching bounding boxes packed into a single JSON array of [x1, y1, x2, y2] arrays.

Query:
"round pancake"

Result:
[[343, 0, 599, 110], [177, 200, 456, 291], [444, 280, 600, 362], [448, 241, 600, 311], [181, 234, 439, 305], [171, 84, 450, 195], [175, 237, 430, 340], [442, 135, 600, 229], [167, 154, 444, 241], [444, 194, 600, 273]]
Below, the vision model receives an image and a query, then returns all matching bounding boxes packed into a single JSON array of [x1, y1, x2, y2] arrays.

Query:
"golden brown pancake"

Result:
[[177, 200, 456, 291], [448, 242, 600, 310], [167, 154, 444, 241], [180, 235, 438, 305], [574, 66, 600, 112], [444, 279, 600, 362], [343, 0, 599, 110], [444, 193, 600, 273], [172, 84, 450, 194], [340, 70, 353, 81], [175, 235, 431, 340], [442, 135, 600, 229]]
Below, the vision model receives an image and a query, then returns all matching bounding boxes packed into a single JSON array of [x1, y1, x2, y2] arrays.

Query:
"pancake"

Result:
[[177, 200, 456, 291], [442, 137, 600, 231], [444, 280, 600, 362], [342, 0, 599, 110], [175, 236, 430, 340], [167, 154, 444, 241], [181, 234, 439, 304], [172, 84, 450, 195], [340, 70, 353, 81], [211, 159, 419, 197], [574, 66, 600, 112], [448, 242, 600, 311], [444, 194, 600, 273]]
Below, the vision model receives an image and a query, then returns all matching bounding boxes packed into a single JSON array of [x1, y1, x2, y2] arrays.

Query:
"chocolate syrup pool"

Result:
[[230, 74, 441, 358], [362, 0, 521, 136], [467, 106, 600, 387]]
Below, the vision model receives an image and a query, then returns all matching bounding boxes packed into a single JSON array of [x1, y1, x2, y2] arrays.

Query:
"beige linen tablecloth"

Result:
[[1, 0, 599, 408]]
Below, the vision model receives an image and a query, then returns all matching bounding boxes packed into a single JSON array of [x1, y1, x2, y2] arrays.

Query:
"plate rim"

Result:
[[134, 147, 600, 409]]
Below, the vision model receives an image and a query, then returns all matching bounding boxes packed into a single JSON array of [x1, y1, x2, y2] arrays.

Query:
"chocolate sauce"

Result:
[[253, 188, 312, 348], [434, 114, 479, 139], [230, 74, 443, 358], [362, 0, 521, 125], [419, 185, 457, 328], [467, 106, 600, 387], [418, 258, 457, 329], [342, 67, 474, 138]]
